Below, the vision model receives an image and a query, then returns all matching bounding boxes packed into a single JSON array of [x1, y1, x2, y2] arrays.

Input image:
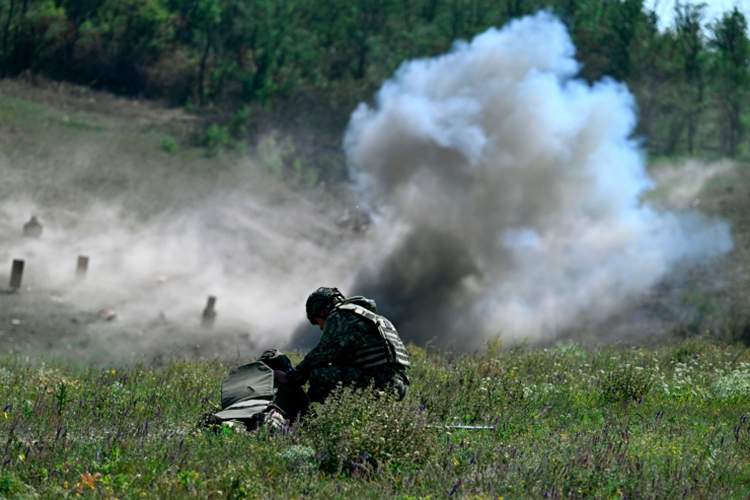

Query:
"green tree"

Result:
[[674, 1, 707, 154], [95, 0, 174, 94], [1, 0, 19, 77], [662, 1, 707, 154], [709, 7, 750, 157], [54, 0, 105, 77], [171, 0, 221, 105]]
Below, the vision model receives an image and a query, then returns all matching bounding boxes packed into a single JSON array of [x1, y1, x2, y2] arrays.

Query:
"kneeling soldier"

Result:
[[274, 287, 410, 403]]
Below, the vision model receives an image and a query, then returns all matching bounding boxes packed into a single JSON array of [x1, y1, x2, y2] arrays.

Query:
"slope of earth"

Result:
[[0, 79, 366, 366]]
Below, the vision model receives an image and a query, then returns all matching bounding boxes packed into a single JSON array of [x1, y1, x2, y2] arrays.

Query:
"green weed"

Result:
[[161, 136, 178, 154], [203, 124, 229, 154], [0, 341, 748, 498]]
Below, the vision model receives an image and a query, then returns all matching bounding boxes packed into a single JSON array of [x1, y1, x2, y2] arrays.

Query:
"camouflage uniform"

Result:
[[287, 296, 410, 404]]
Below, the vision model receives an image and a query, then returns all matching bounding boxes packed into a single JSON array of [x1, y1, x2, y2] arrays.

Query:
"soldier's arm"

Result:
[[285, 315, 350, 385]]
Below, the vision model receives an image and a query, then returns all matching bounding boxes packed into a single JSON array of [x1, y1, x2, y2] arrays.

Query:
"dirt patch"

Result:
[[0, 74, 196, 128]]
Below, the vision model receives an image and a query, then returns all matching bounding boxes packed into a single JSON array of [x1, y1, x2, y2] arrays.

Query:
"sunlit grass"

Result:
[[0, 338, 749, 498]]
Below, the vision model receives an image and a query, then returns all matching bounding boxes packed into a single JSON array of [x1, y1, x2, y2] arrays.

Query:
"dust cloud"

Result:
[[0, 12, 737, 359], [343, 12, 733, 347], [0, 135, 366, 360]]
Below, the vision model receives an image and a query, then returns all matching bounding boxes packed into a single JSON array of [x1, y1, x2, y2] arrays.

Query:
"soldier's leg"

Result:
[[374, 368, 409, 401], [307, 365, 374, 404], [391, 374, 409, 401]]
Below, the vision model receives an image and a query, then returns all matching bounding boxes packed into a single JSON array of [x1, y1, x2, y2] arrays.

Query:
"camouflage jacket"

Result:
[[286, 297, 407, 386]]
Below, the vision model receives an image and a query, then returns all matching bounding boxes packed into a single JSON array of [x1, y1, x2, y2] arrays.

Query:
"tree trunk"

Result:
[[665, 116, 684, 155], [198, 34, 212, 106], [686, 81, 704, 154], [729, 99, 741, 157], [1, 0, 17, 78]]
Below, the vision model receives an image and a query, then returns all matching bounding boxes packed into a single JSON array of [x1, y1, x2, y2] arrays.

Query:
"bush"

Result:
[[304, 386, 435, 475], [161, 136, 178, 154], [204, 124, 229, 153], [256, 134, 285, 177], [0, 473, 38, 499], [712, 368, 750, 400], [599, 363, 653, 403]]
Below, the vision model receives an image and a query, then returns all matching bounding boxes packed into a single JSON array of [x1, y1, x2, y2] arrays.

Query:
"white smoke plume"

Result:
[[344, 12, 733, 346]]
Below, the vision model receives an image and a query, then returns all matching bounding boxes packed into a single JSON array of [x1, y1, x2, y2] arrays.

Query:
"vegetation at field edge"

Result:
[[0, 338, 749, 498], [1, 0, 750, 168]]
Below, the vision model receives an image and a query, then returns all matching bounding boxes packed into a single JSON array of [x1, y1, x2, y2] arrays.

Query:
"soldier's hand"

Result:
[[274, 370, 289, 384]]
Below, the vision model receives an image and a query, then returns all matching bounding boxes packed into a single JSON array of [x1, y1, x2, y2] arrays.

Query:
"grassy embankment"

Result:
[[0, 340, 749, 499]]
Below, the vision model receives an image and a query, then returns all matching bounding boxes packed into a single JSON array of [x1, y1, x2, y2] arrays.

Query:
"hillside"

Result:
[[0, 78, 367, 365]]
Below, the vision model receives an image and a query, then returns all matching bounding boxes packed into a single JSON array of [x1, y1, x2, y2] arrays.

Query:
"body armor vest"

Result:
[[333, 303, 411, 370]]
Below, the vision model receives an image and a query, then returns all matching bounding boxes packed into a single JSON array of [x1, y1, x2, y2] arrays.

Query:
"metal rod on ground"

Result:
[[9, 259, 24, 289], [426, 425, 496, 430], [76, 256, 89, 279], [202, 296, 217, 327]]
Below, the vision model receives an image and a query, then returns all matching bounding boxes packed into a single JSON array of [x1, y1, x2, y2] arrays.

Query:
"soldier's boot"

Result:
[[263, 409, 287, 431]]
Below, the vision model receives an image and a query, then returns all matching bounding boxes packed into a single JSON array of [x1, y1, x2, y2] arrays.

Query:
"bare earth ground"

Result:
[[0, 78, 364, 366], [0, 75, 194, 127], [1, 78, 749, 366]]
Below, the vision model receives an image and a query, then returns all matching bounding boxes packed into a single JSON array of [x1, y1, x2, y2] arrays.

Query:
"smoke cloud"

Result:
[[344, 12, 733, 347], [0, 132, 367, 361]]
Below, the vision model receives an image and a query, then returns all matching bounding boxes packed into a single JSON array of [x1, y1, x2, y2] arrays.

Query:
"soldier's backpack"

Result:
[[211, 350, 309, 430]]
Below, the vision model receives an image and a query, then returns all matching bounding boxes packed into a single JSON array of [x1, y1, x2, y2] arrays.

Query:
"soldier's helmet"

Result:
[[305, 287, 344, 324]]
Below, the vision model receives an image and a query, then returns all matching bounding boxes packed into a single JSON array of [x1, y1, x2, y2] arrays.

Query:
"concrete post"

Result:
[[76, 256, 89, 279], [202, 295, 217, 327], [9, 260, 24, 289]]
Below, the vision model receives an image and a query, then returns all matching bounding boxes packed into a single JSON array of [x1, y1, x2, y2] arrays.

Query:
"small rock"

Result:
[[97, 310, 118, 321], [10, 319, 21, 326]]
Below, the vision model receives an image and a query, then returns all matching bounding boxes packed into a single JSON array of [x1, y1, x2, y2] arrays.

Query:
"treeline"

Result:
[[0, 0, 749, 157]]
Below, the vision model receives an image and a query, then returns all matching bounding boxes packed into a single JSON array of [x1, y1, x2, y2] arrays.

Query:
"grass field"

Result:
[[3, 80, 750, 499], [0, 339, 750, 499]]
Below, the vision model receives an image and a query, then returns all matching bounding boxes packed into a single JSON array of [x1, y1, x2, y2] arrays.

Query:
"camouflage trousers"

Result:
[[307, 365, 409, 404]]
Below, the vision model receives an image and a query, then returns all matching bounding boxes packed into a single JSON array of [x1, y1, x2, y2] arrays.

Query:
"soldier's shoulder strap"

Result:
[[335, 302, 379, 323], [334, 303, 411, 368]]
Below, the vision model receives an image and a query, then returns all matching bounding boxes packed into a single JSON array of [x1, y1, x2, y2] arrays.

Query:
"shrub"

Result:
[[712, 368, 750, 400], [599, 363, 653, 403], [256, 134, 284, 177], [204, 124, 229, 153], [303, 386, 435, 475], [0, 473, 38, 499], [161, 136, 178, 154]]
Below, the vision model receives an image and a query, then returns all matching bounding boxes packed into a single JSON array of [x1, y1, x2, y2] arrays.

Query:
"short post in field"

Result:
[[9, 259, 24, 289], [202, 296, 217, 327], [23, 216, 42, 238], [76, 256, 89, 279]]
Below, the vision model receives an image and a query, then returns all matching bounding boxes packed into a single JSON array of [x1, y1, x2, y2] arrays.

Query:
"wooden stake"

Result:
[[76, 256, 89, 279], [23, 216, 42, 238], [9, 260, 24, 289], [202, 295, 217, 327]]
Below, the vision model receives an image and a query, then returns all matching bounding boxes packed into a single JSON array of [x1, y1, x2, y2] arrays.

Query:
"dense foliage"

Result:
[[0, 0, 748, 158], [1, 339, 750, 498]]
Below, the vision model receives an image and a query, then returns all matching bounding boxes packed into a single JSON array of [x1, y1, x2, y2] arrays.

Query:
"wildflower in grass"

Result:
[[449, 479, 461, 495], [712, 369, 750, 399], [79, 473, 101, 490]]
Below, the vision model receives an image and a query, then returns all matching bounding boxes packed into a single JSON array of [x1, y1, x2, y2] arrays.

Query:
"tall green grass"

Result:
[[1, 338, 750, 499]]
